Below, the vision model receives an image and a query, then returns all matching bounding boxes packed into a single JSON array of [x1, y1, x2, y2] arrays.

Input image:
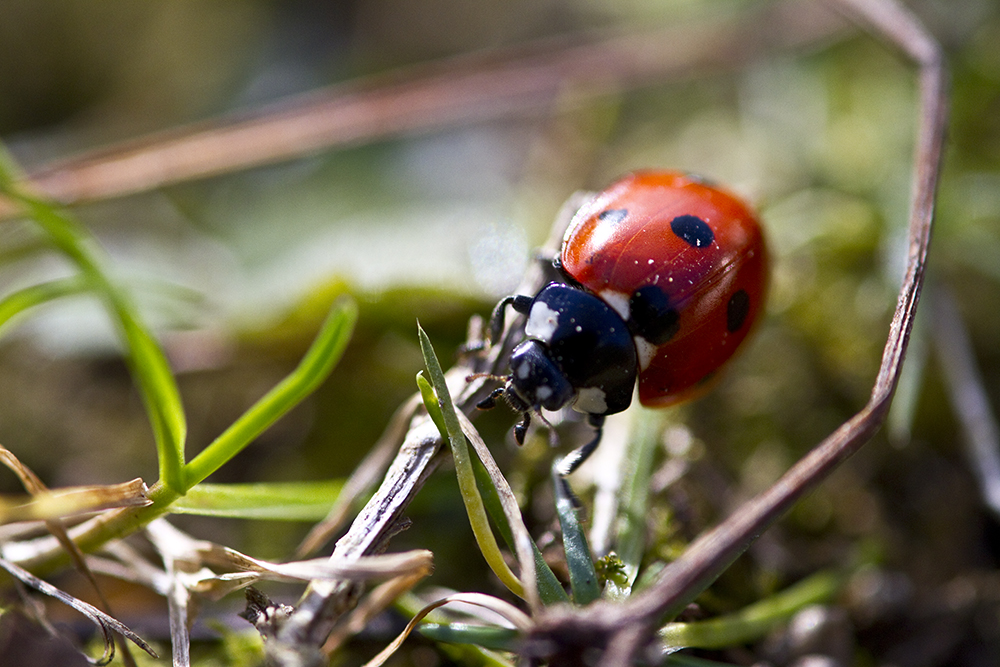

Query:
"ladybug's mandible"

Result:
[[479, 170, 768, 475]]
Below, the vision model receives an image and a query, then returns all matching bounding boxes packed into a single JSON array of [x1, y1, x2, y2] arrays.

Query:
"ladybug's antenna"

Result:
[[531, 409, 561, 449], [466, 371, 506, 382]]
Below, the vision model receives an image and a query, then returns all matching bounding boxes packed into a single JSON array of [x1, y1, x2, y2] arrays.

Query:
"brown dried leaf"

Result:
[[0, 556, 158, 665]]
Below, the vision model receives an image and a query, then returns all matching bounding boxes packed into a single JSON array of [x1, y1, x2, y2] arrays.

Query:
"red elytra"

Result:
[[560, 170, 768, 407]]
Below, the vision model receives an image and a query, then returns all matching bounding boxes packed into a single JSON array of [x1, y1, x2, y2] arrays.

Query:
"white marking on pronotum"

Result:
[[574, 386, 608, 414], [635, 337, 657, 371], [599, 290, 631, 322], [515, 359, 531, 380], [525, 302, 559, 342]]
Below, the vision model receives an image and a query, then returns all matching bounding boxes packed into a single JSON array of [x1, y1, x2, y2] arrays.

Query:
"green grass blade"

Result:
[[0, 150, 187, 490], [469, 454, 569, 605], [553, 475, 600, 605], [121, 313, 188, 487], [416, 323, 524, 599], [183, 298, 357, 490], [170, 480, 344, 520], [424, 373, 563, 603], [417, 623, 520, 651], [0, 276, 89, 336], [659, 569, 845, 650], [417, 372, 448, 436], [605, 408, 668, 600]]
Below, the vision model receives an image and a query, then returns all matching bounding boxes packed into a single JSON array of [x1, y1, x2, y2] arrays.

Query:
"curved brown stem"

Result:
[[526, 0, 948, 662]]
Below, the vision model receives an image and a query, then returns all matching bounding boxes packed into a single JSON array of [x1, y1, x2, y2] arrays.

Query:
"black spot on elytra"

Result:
[[726, 289, 750, 332], [671, 215, 714, 248], [629, 285, 680, 345], [598, 209, 628, 224]]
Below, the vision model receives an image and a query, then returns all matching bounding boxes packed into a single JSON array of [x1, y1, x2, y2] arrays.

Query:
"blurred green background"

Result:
[[2, 0, 1000, 664]]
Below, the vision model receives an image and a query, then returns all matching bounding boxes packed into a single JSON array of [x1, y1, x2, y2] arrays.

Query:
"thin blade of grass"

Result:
[[416, 373, 448, 436], [658, 569, 845, 650], [0, 276, 89, 336], [418, 623, 521, 651], [931, 287, 1000, 517], [0, 147, 187, 491], [1, 299, 355, 575], [455, 410, 556, 608], [469, 452, 568, 605], [182, 298, 357, 489], [605, 408, 668, 600], [170, 481, 344, 520], [553, 474, 600, 605], [416, 324, 524, 599]]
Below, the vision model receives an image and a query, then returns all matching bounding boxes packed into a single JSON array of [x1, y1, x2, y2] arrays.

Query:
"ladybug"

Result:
[[479, 170, 767, 475]]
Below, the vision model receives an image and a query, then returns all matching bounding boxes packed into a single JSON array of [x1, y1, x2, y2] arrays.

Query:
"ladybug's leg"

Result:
[[476, 386, 506, 410], [551, 414, 604, 509], [554, 414, 605, 478], [487, 294, 534, 345], [513, 411, 531, 445]]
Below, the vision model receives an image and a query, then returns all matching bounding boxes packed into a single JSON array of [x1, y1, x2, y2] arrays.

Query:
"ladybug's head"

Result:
[[506, 340, 575, 413]]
